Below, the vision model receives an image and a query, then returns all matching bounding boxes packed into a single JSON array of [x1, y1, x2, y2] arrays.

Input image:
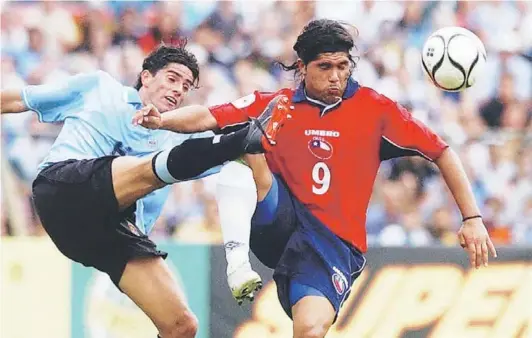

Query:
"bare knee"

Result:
[[119, 258, 198, 338], [159, 310, 198, 338], [292, 296, 334, 338], [294, 319, 330, 338]]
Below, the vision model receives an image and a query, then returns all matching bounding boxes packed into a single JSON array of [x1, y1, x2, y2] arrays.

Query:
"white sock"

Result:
[[215, 161, 257, 271]]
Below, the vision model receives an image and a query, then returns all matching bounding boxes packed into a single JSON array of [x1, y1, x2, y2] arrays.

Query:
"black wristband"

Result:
[[462, 215, 482, 222]]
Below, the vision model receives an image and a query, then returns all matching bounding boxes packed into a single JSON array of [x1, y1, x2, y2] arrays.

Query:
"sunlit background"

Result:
[[1, 1, 531, 337]]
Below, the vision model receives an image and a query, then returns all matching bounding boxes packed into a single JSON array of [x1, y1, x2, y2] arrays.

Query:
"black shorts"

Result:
[[32, 157, 167, 287]]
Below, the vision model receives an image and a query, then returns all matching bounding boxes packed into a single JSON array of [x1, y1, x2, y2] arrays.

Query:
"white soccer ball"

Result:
[[421, 26, 487, 92]]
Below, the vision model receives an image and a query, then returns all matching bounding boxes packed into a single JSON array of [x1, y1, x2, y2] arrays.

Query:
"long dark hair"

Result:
[[278, 19, 359, 79]]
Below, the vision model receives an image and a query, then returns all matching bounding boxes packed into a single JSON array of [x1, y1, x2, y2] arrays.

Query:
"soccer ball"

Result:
[[421, 26, 487, 92]]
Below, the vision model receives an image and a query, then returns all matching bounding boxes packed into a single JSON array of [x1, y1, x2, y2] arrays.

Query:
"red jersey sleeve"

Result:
[[208, 90, 289, 131], [377, 92, 448, 161]]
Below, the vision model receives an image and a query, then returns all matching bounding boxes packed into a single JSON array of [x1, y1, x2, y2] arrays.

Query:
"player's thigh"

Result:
[[250, 175, 298, 268], [118, 256, 197, 334], [292, 295, 335, 338], [111, 155, 165, 210], [272, 214, 366, 321], [32, 158, 118, 260], [242, 154, 273, 201], [33, 158, 169, 287]]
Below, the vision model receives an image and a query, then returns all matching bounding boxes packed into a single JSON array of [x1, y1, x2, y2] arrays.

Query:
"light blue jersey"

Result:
[[22, 70, 219, 234]]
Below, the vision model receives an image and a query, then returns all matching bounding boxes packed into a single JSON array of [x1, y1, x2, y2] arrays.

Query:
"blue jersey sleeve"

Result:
[[21, 72, 101, 123]]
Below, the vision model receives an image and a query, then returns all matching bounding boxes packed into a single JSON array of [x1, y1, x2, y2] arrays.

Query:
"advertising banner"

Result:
[[2, 239, 530, 338], [210, 246, 532, 338], [70, 242, 210, 338], [1, 238, 71, 338]]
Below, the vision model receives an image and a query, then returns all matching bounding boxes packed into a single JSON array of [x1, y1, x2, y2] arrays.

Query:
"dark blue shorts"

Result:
[[250, 175, 366, 319]]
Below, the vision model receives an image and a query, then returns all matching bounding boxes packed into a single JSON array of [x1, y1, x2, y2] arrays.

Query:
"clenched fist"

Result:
[[132, 104, 163, 129]]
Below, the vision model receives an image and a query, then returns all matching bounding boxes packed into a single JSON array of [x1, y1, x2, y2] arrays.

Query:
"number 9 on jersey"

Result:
[[312, 162, 331, 195]]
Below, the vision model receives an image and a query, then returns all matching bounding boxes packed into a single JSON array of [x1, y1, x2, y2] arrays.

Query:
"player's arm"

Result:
[[133, 103, 241, 133], [434, 148, 497, 265], [379, 92, 496, 268], [435, 149, 482, 224], [135, 91, 276, 133], [208, 92, 271, 133], [0, 90, 27, 114], [1, 72, 99, 121], [161, 105, 218, 133], [133, 104, 218, 133]]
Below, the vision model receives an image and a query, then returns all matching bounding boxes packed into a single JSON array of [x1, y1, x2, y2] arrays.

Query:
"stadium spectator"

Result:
[[1, 0, 531, 244]]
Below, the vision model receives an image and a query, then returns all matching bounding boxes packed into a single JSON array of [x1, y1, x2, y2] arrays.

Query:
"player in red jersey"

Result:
[[134, 19, 497, 338]]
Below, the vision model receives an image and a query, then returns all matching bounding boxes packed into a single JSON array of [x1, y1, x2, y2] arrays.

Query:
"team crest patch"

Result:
[[126, 221, 141, 236], [332, 267, 348, 295], [308, 138, 333, 160], [332, 273, 347, 295]]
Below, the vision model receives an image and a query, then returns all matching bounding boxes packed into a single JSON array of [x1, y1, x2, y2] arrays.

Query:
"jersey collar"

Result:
[[292, 78, 359, 116]]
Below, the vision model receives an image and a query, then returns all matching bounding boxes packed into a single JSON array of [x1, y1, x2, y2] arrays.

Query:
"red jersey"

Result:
[[209, 79, 448, 252]]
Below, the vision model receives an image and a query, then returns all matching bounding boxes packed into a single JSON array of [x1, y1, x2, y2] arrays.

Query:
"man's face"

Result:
[[141, 62, 194, 113], [301, 52, 351, 105]]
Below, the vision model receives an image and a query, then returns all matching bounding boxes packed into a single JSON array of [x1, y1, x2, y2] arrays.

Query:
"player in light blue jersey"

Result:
[[1, 44, 290, 338]]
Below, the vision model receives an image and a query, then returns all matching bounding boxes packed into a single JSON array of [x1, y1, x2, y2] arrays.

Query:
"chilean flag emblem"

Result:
[[308, 138, 333, 160]]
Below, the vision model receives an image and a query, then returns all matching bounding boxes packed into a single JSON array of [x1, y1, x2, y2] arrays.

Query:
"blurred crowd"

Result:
[[1, 1, 531, 247]]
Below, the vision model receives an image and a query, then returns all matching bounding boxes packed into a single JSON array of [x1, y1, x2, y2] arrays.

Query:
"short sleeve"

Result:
[[209, 90, 287, 132], [379, 93, 448, 161], [21, 71, 101, 123]]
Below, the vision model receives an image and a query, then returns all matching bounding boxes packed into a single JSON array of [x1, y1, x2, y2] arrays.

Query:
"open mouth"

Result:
[[165, 96, 177, 107]]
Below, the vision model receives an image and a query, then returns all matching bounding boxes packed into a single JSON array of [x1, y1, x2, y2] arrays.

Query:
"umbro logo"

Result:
[[224, 241, 244, 251], [332, 266, 349, 295], [304, 129, 340, 137]]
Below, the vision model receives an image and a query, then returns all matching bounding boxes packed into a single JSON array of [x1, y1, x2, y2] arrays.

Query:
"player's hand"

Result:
[[132, 104, 162, 129], [457, 218, 497, 269]]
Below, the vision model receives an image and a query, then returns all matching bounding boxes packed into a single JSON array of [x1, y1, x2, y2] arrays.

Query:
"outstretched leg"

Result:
[[109, 129, 266, 336], [108, 95, 292, 334], [113, 126, 254, 210]]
